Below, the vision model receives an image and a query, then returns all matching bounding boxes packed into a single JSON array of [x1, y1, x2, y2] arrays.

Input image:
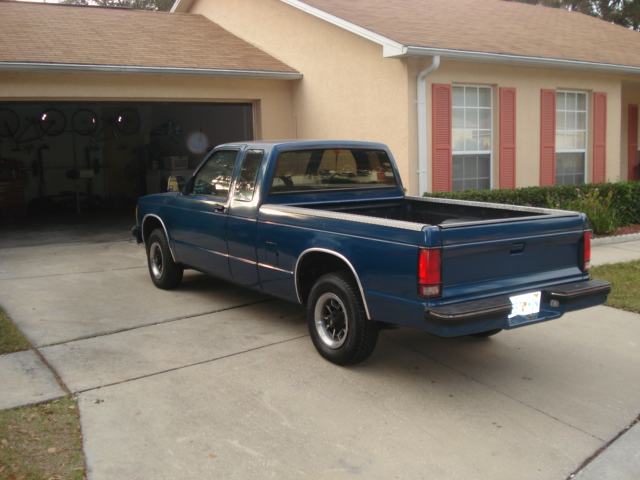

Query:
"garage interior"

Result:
[[0, 101, 254, 247]]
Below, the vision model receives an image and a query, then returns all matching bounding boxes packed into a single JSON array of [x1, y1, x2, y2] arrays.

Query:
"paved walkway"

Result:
[[1, 238, 639, 479]]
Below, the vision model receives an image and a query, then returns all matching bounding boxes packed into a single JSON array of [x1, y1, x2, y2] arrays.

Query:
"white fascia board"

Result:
[[170, 0, 194, 13], [0, 62, 303, 80], [278, 0, 405, 57], [399, 46, 640, 75]]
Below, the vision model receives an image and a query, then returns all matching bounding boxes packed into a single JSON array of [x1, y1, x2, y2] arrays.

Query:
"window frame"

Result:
[[555, 90, 588, 185], [451, 84, 493, 191]]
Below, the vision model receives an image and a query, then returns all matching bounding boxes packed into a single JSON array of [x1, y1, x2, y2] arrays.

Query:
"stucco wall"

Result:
[[425, 60, 623, 189], [190, 0, 415, 191], [0, 71, 295, 140]]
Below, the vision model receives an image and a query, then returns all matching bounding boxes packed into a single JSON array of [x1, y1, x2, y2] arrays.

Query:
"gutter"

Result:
[[0, 62, 303, 80], [417, 56, 440, 195], [389, 46, 640, 75]]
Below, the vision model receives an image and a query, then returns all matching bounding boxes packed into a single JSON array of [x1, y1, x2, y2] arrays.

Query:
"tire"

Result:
[[146, 229, 183, 290], [470, 328, 502, 338], [307, 272, 379, 365], [72, 108, 98, 136]]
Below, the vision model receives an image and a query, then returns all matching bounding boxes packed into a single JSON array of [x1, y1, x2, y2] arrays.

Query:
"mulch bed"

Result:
[[594, 224, 640, 238]]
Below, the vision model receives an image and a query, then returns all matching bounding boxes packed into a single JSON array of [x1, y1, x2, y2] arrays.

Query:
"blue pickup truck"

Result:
[[132, 140, 610, 365]]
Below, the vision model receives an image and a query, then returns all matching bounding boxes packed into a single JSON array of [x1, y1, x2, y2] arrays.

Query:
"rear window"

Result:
[[270, 148, 398, 193]]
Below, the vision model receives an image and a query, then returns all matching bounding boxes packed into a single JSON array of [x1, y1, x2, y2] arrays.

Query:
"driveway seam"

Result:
[[32, 346, 71, 395], [36, 299, 275, 349], [72, 333, 310, 395]]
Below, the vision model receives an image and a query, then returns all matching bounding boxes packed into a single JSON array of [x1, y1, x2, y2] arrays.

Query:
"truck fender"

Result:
[[141, 214, 180, 264], [295, 248, 372, 320]]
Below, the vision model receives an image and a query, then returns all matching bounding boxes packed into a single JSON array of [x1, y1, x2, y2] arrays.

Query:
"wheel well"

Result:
[[142, 216, 164, 245], [297, 252, 359, 306]]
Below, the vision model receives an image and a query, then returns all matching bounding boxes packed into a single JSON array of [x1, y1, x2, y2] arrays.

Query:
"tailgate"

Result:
[[439, 213, 589, 303]]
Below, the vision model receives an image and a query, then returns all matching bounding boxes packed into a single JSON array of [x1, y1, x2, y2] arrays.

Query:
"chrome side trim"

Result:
[[230, 255, 257, 266], [295, 248, 371, 320], [258, 263, 294, 275], [141, 214, 179, 264]]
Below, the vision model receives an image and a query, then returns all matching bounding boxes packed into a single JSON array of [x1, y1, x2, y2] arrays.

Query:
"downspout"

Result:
[[417, 55, 440, 195]]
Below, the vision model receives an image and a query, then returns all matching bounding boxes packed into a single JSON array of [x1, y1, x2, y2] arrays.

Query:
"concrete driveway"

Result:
[[1, 238, 639, 479]]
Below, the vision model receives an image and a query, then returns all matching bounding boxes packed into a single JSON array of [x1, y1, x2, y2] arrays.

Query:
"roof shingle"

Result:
[[0, 2, 298, 74], [296, 0, 640, 68]]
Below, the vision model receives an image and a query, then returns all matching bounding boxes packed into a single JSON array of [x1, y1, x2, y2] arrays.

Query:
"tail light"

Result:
[[418, 248, 442, 297], [582, 230, 591, 272]]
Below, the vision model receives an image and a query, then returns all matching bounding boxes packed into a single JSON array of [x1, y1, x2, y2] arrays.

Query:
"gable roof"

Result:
[[0, 1, 300, 79], [172, 0, 640, 74]]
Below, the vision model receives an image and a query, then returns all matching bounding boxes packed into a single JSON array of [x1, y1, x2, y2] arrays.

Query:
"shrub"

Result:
[[423, 182, 640, 226], [546, 187, 620, 235]]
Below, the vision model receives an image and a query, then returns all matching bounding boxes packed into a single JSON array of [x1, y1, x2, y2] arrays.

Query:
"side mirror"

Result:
[[182, 175, 195, 195]]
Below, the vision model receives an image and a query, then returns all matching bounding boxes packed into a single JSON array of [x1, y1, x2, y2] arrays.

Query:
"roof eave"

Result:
[[170, 0, 194, 13], [395, 46, 640, 75], [0, 62, 303, 80]]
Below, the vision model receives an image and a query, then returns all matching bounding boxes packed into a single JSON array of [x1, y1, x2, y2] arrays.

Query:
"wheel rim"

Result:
[[314, 293, 348, 349], [149, 243, 164, 279]]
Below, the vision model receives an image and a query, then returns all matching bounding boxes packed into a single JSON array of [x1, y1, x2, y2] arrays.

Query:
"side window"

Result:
[[234, 150, 264, 201], [193, 150, 238, 200]]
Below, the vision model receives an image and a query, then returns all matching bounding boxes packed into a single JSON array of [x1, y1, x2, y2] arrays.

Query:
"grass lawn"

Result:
[[1, 307, 85, 479], [0, 307, 30, 355], [590, 259, 640, 313]]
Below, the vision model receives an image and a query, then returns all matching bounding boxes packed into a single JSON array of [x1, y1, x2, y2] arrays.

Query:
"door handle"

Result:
[[215, 204, 226, 213]]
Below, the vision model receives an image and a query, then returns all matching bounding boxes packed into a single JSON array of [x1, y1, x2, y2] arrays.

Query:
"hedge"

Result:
[[422, 181, 640, 225]]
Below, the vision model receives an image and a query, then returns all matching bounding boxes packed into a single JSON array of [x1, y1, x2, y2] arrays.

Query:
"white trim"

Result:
[[556, 90, 588, 185], [0, 62, 303, 80], [451, 85, 493, 191], [278, 0, 406, 56], [295, 247, 372, 319], [401, 46, 640, 74]]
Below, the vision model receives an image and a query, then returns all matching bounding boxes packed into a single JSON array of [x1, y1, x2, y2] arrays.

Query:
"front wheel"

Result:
[[146, 229, 183, 290], [307, 272, 379, 365]]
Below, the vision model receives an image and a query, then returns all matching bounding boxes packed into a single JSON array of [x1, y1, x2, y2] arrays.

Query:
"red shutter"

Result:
[[592, 92, 607, 183], [499, 88, 516, 189], [432, 84, 452, 192], [628, 104, 638, 181], [540, 89, 556, 186]]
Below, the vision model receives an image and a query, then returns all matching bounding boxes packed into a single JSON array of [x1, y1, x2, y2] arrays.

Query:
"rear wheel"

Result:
[[146, 229, 183, 290], [307, 272, 378, 365]]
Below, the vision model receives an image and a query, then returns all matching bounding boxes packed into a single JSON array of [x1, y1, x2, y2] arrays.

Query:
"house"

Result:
[[175, 0, 640, 194], [0, 1, 300, 212], [2, 0, 640, 217]]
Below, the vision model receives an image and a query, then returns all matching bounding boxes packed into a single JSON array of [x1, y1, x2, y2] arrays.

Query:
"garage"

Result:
[[0, 2, 300, 231], [0, 101, 254, 217]]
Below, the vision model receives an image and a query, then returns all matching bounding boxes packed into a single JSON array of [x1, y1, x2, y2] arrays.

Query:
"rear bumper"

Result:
[[424, 279, 611, 336]]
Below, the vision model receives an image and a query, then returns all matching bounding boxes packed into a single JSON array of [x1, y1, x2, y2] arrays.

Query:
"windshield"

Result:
[[270, 148, 398, 194]]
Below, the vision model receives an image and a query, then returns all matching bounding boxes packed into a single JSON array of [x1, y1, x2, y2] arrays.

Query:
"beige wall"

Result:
[[425, 60, 623, 190], [190, 0, 416, 191], [0, 71, 295, 140], [190, 0, 633, 193]]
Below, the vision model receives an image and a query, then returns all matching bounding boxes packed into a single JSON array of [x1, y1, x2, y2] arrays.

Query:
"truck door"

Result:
[[170, 149, 239, 279]]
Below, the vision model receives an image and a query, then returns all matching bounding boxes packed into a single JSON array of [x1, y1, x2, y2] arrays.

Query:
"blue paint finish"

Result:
[[134, 140, 609, 342]]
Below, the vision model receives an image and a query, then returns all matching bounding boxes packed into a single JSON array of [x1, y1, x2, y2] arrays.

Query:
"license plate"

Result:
[[509, 292, 541, 318]]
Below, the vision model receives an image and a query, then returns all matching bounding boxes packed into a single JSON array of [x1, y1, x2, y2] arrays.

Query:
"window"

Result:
[[556, 91, 587, 185], [452, 85, 492, 191], [193, 150, 238, 200], [234, 150, 263, 201], [270, 148, 397, 193]]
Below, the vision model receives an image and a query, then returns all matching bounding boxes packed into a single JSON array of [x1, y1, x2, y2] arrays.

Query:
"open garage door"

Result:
[[0, 101, 254, 219]]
